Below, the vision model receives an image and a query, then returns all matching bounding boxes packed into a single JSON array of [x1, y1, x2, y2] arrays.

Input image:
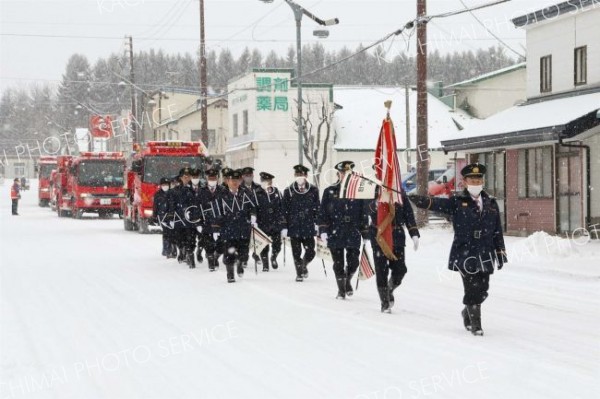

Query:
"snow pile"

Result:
[[517, 231, 582, 259]]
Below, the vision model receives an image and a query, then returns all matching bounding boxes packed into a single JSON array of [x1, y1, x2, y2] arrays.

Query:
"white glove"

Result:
[[213, 232, 220, 241], [196, 226, 203, 233], [315, 225, 319, 234], [169, 221, 175, 228], [281, 229, 288, 238], [250, 215, 257, 227], [412, 236, 419, 251], [320, 233, 328, 245]]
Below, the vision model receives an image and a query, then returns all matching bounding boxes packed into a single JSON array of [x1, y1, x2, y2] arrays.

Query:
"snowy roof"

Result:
[[332, 86, 475, 150], [445, 62, 526, 89], [512, 0, 599, 27], [442, 91, 600, 151]]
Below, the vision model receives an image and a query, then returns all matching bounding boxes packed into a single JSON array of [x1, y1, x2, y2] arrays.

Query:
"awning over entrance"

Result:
[[442, 91, 600, 152]]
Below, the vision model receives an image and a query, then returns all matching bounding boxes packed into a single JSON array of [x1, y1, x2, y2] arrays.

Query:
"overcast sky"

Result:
[[0, 0, 560, 92]]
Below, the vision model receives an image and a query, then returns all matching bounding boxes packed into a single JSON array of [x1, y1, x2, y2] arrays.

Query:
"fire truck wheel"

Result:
[[73, 209, 83, 219], [138, 219, 149, 234], [124, 218, 134, 231]]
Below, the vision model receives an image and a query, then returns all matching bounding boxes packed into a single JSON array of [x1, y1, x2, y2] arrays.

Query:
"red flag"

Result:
[[374, 102, 402, 260], [358, 247, 375, 280]]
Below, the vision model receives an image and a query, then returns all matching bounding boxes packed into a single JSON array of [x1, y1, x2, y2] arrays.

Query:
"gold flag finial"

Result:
[[384, 100, 392, 110]]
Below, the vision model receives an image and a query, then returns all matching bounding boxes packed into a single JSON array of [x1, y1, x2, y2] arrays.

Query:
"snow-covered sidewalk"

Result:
[[1, 180, 599, 399]]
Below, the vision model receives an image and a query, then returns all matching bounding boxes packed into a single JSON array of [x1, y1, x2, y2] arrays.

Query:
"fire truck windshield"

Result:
[[143, 156, 203, 184], [77, 161, 124, 187], [39, 164, 55, 179]]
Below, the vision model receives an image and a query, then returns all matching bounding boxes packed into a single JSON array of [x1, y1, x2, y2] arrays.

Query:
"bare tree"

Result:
[[292, 94, 335, 188]]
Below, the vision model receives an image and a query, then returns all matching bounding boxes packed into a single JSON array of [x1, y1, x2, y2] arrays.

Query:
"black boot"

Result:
[[261, 257, 269, 272], [336, 278, 346, 299], [345, 273, 355, 297], [196, 248, 203, 263], [271, 255, 279, 269], [467, 305, 483, 336], [461, 307, 472, 331], [207, 255, 216, 271], [301, 259, 309, 278], [226, 263, 235, 283], [388, 280, 400, 309], [177, 247, 185, 263], [236, 260, 244, 277], [252, 253, 261, 265], [294, 262, 303, 282], [186, 251, 196, 269], [377, 286, 390, 313]]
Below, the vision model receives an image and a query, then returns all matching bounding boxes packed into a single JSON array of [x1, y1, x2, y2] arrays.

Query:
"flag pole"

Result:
[[353, 173, 403, 195], [283, 237, 286, 267], [321, 258, 327, 277], [253, 227, 258, 275]]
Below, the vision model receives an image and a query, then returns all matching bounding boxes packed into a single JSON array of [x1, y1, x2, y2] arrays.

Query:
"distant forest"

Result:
[[0, 44, 519, 145]]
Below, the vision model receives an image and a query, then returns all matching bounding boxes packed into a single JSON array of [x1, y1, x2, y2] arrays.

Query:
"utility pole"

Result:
[[127, 35, 137, 144], [416, 0, 429, 226], [199, 0, 208, 146], [405, 82, 411, 167]]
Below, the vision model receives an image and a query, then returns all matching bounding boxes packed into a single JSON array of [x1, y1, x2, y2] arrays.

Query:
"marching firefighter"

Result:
[[255, 171, 284, 272], [368, 187, 420, 313], [197, 168, 227, 271], [319, 161, 369, 299], [282, 164, 320, 282], [153, 177, 172, 257], [240, 166, 261, 267], [190, 168, 205, 264], [213, 169, 257, 283], [10, 178, 21, 215], [408, 163, 507, 336], [170, 167, 197, 268]]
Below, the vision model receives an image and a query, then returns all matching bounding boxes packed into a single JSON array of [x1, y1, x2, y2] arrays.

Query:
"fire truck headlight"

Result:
[[40, 188, 49, 192], [143, 209, 153, 217], [80, 193, 92, 198]]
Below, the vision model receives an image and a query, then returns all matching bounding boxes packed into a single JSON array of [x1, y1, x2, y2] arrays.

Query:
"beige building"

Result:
[[445, 63, 527, 119]]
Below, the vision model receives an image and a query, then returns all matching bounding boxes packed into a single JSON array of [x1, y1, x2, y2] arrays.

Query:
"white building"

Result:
[[445, 63, 527, 119], [442, 0, 600, 234], [226, 68, 334, 188]]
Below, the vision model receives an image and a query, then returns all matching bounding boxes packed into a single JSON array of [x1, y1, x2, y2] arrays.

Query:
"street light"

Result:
[[260, 0, 339, 165]]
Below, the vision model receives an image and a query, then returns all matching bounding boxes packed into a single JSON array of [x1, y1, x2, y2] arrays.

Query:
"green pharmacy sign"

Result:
[[256, 76, 289, 112]]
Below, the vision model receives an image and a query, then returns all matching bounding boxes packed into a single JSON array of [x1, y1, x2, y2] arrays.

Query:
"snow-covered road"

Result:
[[1, 180, 599, 399]]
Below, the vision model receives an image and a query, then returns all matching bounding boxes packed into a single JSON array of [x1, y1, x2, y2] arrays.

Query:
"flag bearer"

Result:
[[255, 172, 284, 271]]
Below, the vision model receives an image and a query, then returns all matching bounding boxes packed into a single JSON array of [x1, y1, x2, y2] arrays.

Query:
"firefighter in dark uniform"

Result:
[[408, 163, 507, 336], [220, 167, 232, 188], [282, 164, 320, 282], [153, 177, 172, 257], [197, 168, 227, 271], [368, 188, 420, 312], [319, 161, 369, 299], [240, 166, 261, 267], [164, 176, 180, 258], [255, 172, 284, 272], [171, 167, 197, 268], [213, 169, 257, 283], [190, 168, 205, 264]]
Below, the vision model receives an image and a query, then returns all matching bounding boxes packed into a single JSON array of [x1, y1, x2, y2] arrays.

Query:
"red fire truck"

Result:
[[37, 156, 57, 207], [56, 152, 126, 219], [122, 141, 208, 233]]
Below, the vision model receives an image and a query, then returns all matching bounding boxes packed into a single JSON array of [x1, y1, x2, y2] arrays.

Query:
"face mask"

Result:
[[161, 185, 169, 192], [261, 181, 270, 190], [208, 180, 217, 188], [191, 178, 200, 185], [467, 184, 483, 197], [295, 176, 306, 185], [243, 176, 253, 185]]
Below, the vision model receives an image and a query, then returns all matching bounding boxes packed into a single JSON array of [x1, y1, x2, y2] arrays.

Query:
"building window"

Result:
[[242, 110, 248, 135], [518, 147, 553, 198], [14, 162, 25, 177], [233, 114, 238, 137], [574, 46, 587, 86], [208, 129, 216, 151], [540, 55, 552, 93], [477, 152, 505, 199]]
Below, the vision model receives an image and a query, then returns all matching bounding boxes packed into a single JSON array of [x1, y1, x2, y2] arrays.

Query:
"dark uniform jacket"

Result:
[[152, 189, 170, 222], [410, 189, 507, 274], [214, 189, 257, 241], [170, 183, 196, 229], [196, 184, 227, 233], [282, 182, 320, 239], [256, 187, 285, 234], [368, 192, 420, 249], [319, 183, 369, 249]]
